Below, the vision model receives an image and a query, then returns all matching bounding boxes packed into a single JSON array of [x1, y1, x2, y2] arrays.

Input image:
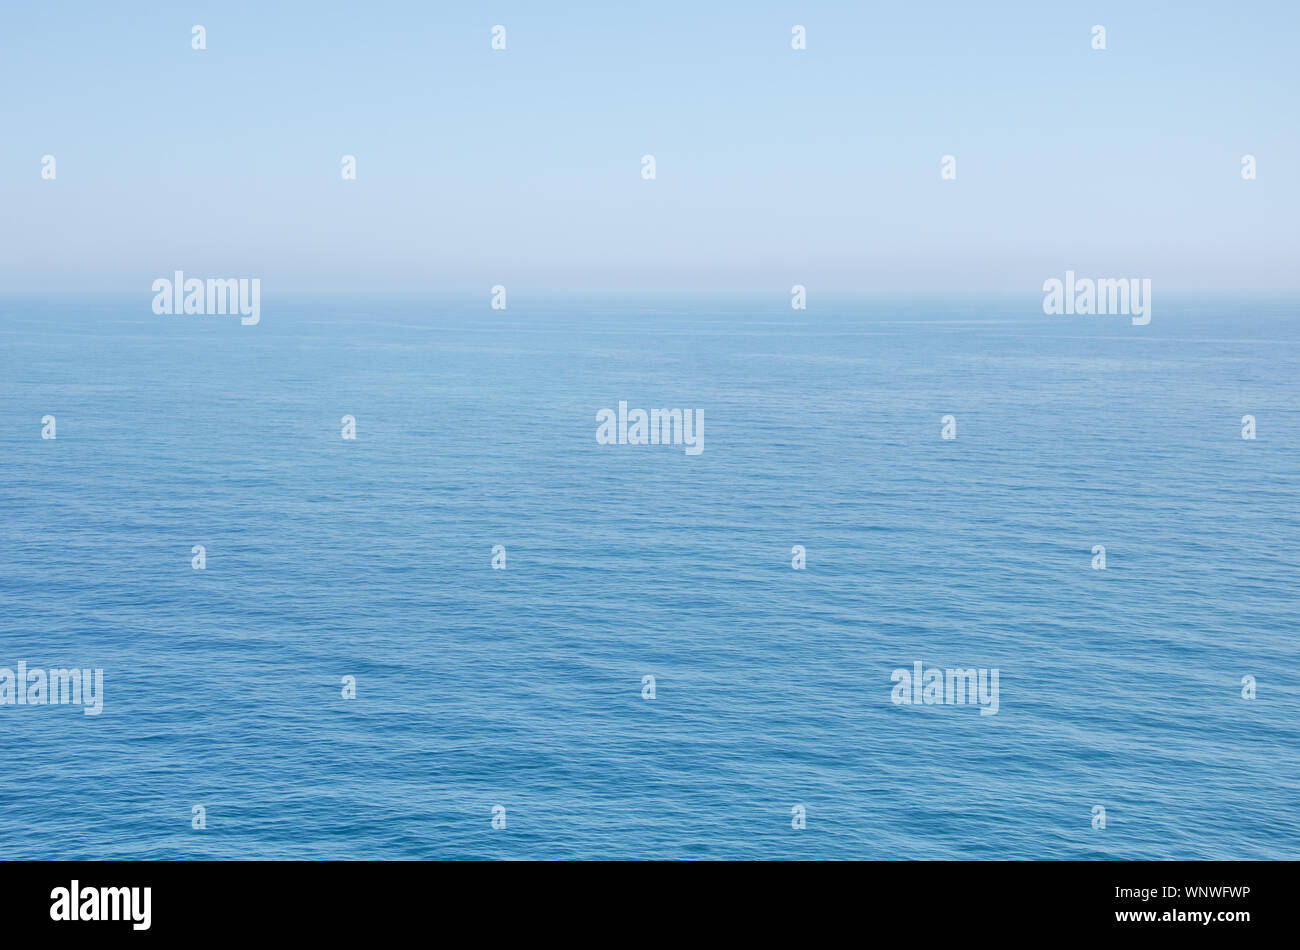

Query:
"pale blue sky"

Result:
[[1, 1, 1296, 293]]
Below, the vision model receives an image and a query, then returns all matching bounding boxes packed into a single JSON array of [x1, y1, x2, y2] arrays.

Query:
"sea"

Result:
[[1, 293, 1297, 859]]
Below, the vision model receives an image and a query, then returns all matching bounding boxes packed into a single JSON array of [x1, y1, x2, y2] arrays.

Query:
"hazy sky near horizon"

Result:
[[2, 1, 1296, 293]]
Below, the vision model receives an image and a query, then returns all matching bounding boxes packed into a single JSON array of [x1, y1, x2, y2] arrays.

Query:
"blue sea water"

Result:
[[1, 294, 1297, 860]]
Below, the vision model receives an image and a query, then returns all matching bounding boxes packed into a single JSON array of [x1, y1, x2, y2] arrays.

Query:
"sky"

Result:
[[1, 1, 1296, 293]]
